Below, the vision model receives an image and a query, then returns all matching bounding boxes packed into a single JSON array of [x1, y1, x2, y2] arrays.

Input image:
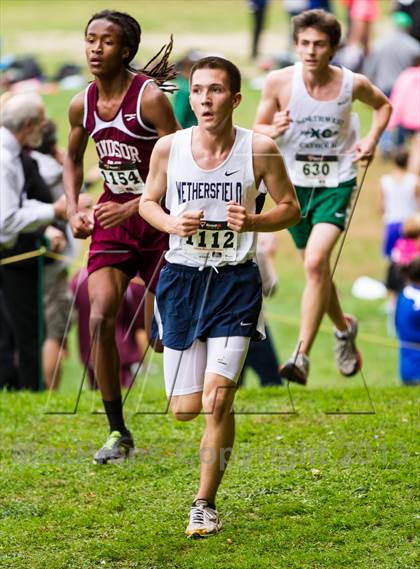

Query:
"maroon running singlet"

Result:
[[84, 72, 168, 290]]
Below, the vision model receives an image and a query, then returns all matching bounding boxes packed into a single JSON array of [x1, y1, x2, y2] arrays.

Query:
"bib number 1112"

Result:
[[182, 220, 238, 262], [185, 230, 235, 249]]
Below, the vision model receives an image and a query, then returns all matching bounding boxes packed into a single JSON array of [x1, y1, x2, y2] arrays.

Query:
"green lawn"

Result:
[[0, 387, 418, 569], [1, 1, 419, 567]]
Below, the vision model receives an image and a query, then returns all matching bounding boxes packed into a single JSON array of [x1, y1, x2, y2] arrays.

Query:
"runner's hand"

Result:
[[94, 201, 132, 229], [350, 136, 376, 164], [69, 211, 94, 239], [227, 202, 250, 232], [272, 110, 292, 137], [170, 211, 203, 237]]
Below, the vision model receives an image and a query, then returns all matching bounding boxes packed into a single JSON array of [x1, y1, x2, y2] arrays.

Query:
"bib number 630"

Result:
[[302, 162, 330, 176]]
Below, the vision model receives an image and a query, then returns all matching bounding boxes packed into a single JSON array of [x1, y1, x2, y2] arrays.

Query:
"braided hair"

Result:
[[85, 10, 176, 92]]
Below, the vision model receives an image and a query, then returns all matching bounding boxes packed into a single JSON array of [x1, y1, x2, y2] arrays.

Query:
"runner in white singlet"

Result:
[[140, 56, 300, 538], [254, 9, 392, 385]]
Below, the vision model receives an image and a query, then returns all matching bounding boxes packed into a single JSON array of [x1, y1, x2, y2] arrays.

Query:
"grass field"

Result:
[[1, 387, 418, 569], [1, 1, 419, 568]]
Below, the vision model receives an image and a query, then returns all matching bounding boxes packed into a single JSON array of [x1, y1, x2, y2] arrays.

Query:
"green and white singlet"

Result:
[[277, 62, 359, 188]]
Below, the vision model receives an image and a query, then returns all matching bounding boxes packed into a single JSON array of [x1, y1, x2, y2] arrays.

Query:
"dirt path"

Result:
[[9, 30, 288, 64]]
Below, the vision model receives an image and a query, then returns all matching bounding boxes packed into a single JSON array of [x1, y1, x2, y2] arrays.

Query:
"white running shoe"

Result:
[[334, 315, 362, 377], [279, 351, 310, 385], [185, 500, 222, 539]]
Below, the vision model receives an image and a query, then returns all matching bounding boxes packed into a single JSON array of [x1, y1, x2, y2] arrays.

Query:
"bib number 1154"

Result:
[[99, 161, 144, 194]]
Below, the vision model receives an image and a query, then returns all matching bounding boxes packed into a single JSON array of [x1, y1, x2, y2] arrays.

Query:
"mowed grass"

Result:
[[0, 387, 418, 569], [1, 1, 419, 568]]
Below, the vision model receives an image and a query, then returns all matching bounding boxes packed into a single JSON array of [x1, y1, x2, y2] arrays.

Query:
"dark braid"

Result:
[[141, 34, 177, 92], [85, 10, 176, 92]]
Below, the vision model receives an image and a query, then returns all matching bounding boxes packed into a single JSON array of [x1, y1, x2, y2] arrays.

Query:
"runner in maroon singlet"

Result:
[[64, 10, 179, 464]]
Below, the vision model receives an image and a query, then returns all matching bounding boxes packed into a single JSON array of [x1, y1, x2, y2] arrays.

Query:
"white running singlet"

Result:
[[277, 62, 359, 187], [165, 126, 264, 267]]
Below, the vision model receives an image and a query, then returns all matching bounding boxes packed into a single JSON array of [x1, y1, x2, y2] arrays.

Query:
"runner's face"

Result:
[[296, 28, 335, 71], [189, 69, 241, 130], [85, 19, 129, 76]]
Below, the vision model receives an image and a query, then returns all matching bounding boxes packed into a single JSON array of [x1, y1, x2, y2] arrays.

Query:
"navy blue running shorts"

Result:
[[154, 261, 263, 350]]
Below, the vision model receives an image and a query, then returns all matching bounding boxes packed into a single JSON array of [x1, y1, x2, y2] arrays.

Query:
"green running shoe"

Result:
[[93, 430, 134, 464]]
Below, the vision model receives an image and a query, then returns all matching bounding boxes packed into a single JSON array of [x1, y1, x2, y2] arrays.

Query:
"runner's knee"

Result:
[[202, 383, 235, 422], [170, 395, 202, 421], [304, 252, 330, 280], [89, 311, 117, 339]]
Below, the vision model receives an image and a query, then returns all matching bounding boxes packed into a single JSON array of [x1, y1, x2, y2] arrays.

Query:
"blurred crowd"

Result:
[[0, 95, 151, 392], [251, 0, 420, 171], [0, 0, 419, 391]]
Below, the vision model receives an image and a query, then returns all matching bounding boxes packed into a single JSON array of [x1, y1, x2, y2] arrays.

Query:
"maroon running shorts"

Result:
[[87, 192, 168, 292]]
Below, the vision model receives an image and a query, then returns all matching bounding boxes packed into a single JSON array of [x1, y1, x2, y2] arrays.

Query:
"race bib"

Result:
[[182, 220, 238, 263], [99, 161, 145, 195], [294, 154, 339, 187]]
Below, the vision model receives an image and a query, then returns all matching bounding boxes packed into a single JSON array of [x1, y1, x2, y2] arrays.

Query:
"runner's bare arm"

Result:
[[227, 135, 300, 233], [253, 70, 292, 139], [63, 91, 93, 238], [139, 136, 203, 236], [351, 75, 392, 163], [141, 81, 180, 136]]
